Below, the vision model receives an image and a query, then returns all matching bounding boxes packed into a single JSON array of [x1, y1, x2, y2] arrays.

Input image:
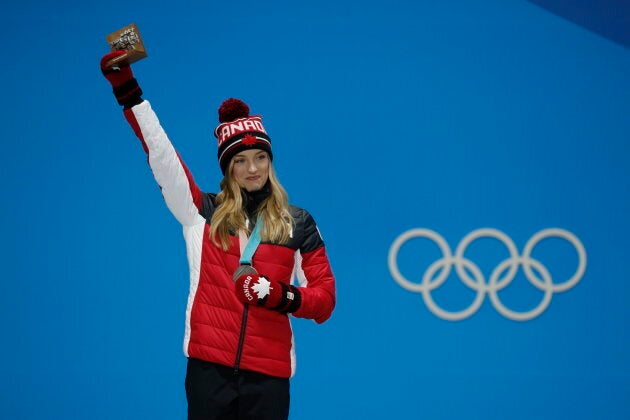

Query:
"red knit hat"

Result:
[[213, 98, 272, 175]]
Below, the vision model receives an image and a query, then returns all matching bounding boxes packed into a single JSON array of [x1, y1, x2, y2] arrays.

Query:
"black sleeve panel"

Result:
[[200, 193, 217, 221], [293, 207, 325, 254]]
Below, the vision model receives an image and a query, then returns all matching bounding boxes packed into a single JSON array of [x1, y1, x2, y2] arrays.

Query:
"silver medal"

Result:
[[233, 264, 258, 281]]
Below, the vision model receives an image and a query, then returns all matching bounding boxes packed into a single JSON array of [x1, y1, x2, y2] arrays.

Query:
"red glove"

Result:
[[235, 273, 301, 313], [100, 51, 143, 107]]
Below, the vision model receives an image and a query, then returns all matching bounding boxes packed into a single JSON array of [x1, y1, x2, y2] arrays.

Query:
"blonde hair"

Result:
[[210, 162, 293, 250]]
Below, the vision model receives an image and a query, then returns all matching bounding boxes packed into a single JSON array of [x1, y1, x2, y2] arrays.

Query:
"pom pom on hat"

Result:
[[213, 98, 273, 175], [218, 98, 250, 123]]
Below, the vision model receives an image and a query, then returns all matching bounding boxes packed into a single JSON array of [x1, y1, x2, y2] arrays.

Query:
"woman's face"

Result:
[[230, 149, 270, 192]]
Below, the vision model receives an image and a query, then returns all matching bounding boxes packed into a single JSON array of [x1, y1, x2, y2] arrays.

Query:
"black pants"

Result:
[[185, 358, 290, 420]]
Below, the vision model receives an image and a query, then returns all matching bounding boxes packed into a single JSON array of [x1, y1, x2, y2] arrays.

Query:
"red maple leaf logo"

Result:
[[242, 134, 257, 145]]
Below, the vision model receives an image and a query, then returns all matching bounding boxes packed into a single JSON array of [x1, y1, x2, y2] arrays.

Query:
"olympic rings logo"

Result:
[[388, 228, 587, 321]]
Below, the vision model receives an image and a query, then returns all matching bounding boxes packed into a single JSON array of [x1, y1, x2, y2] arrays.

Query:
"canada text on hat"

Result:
[[213, 98, 273, 175], [215, 116, 267, 146]]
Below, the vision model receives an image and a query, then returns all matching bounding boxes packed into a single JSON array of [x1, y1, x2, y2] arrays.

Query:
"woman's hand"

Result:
[[235, 273, 301, 313], [100, 51, 143, 107]]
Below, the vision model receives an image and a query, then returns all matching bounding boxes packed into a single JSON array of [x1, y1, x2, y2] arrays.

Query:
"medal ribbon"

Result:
[[239, 216, 262, 265]]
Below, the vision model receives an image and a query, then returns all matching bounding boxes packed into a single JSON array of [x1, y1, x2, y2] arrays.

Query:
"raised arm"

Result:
[[100, 51, 204, 226]]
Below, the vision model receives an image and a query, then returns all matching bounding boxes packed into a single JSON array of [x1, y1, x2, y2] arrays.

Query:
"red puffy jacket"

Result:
[[123, 100, 336, 378]]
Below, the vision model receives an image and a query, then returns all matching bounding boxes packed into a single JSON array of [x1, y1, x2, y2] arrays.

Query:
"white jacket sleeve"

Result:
[[123, 100, 205, 226]]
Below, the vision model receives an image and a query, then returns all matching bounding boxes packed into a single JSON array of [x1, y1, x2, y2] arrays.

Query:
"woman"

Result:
[[100, 50, 336, 420]]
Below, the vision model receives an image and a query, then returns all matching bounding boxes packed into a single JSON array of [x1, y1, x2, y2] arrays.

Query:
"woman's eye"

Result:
[[234, 159, 245, 164]]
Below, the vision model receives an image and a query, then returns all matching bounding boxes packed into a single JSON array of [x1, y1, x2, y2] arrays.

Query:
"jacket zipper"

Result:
[[234, 215, 257, 375], [233, 304, 249, 375]]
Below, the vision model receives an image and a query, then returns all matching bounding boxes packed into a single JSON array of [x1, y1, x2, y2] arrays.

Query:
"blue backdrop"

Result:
[[1, 0, 628, 419]]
